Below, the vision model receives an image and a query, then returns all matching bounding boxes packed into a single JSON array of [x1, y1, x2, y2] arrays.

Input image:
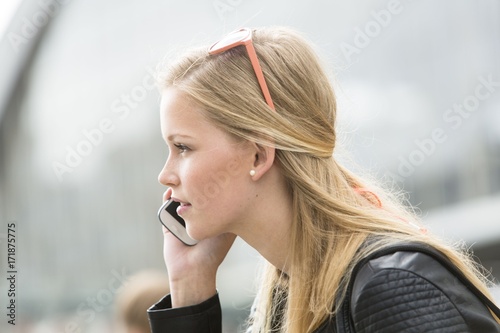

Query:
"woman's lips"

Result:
[[171, 197, 191, 215], [175, 201, 191, 216]]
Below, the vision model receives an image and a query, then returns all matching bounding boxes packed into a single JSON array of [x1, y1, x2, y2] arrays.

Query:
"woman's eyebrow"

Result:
[[166, 133, 194, 141]]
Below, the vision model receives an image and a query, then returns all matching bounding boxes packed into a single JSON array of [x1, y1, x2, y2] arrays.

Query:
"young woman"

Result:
[[147, 26, 500, 332]]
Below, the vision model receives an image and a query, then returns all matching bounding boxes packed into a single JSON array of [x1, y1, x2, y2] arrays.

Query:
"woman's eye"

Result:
[[173, 143, 189, 153]]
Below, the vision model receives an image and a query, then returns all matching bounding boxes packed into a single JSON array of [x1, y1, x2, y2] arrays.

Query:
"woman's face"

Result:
[[158, 88, 255, 240]]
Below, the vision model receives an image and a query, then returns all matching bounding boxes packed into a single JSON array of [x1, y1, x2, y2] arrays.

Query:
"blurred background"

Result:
[[0, 0, 499, 332]]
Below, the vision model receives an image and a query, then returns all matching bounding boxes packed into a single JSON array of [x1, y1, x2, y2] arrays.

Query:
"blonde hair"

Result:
[[115, 270, 169, 333], [158, 26, 499, 332]]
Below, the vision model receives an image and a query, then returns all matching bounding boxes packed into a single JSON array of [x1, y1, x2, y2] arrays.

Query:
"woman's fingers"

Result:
[[163, 188, 172, 202]]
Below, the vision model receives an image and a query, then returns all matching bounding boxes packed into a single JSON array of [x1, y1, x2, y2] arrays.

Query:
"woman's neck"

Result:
[[233, 167, 293, 274]]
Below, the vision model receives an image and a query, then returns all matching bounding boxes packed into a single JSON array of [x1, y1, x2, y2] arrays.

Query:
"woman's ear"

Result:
[[250, 142, 275, 180]]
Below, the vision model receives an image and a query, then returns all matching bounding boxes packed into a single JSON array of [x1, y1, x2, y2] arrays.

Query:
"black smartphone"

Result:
[[158, 199, 198, 246]]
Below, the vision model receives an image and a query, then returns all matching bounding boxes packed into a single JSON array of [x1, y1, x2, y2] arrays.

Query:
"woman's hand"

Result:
[[161, 188, 236, 307]]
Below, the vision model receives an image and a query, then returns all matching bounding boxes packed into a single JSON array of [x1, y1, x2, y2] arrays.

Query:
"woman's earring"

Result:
[[249, 170, 256, 177]]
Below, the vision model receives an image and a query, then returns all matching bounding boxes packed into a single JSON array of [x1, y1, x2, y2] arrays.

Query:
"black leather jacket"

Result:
[[148, 250, 500, 332]]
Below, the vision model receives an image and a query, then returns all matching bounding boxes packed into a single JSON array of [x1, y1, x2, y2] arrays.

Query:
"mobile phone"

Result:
[[158, 199, 198, 246]]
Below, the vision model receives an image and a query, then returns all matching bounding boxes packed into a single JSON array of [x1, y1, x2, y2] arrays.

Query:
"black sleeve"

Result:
[[350, 252, 500, 333], [147, 293, 222, 333]]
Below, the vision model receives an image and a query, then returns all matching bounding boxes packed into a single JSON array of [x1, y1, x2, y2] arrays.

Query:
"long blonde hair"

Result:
[[158, 26, 499, 332]]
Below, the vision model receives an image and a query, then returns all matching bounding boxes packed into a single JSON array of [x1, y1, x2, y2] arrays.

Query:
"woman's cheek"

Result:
[[186, 171, 216, 209]]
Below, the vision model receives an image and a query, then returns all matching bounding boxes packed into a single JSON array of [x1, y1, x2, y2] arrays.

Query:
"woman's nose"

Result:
[[158, 161, 179, 187]]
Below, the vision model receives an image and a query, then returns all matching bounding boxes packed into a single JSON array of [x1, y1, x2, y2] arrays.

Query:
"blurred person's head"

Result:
[[115, 270, 169, 333]]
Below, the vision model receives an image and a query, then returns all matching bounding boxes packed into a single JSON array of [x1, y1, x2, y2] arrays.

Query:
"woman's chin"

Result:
[[186, 228, 203, 242], [187, 228, 220, 242]]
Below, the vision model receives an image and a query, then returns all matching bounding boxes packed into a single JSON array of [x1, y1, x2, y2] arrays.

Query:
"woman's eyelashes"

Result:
[[173, 143, 190, 153]]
